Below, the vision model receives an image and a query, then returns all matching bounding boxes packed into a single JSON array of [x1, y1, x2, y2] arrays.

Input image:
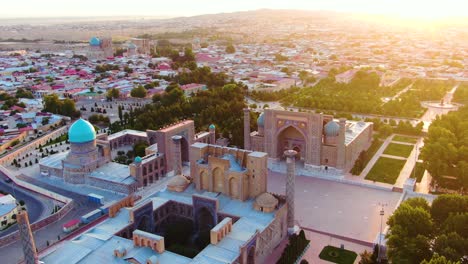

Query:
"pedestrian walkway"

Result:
[[415, 170, 432, 194], [380, 154, 407, 160], [359, 135, 393, 179], [394, 137, 423, 189]]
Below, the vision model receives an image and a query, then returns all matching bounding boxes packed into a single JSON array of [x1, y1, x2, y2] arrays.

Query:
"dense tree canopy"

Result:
[[109, 82, 247, 147], [43, 94, 79, 118], [420, 106, 468, 191], [386, 195, 468, 264], [130, 86, 147, 98]]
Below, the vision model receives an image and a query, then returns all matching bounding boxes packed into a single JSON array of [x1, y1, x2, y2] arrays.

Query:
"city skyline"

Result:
[[1, 0, 467, 20]]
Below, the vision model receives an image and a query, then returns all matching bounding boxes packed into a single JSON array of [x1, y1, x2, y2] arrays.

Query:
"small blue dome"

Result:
[[257, 113, 265, 127], [68, 119, 96, 143], [134, 156, 142, 163], [324, 121, 340, 137], [128, 43, 137, 49], [209, 124, 215, 130], [89, 37, 101, 46]]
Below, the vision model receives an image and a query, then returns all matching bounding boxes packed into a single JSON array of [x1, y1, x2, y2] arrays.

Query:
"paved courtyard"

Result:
[[268, 170, 402, 243]]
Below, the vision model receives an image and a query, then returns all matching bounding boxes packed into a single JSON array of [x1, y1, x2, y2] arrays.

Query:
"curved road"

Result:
[[0, 174, 48, 236]]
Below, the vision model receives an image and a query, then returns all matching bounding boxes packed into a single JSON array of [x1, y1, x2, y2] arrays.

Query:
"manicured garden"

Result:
[[410, 162, 425, 182], [350, 138, 384, 175], [365, 157, 406, 184], [319, 245, 357, 264], [383, 143, 414, 158], [392, 135, 418, 144]]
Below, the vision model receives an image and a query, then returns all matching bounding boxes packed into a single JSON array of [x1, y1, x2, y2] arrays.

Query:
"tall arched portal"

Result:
[[229, 177, 239, 199], [200, 171, 209, 190], [213, 167, 224, 193], [276, 126, 306, 160], [180, 137, 189, 163]]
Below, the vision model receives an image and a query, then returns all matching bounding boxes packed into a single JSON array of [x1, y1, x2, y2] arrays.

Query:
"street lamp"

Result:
[[378, 203, 387, 263]]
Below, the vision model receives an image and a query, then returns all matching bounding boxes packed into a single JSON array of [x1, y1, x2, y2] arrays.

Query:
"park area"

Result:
[[365, 157, 406, 184], [392, 135, 418, 144], [319, 245, 357, 264], [383, 143, 414, 158]]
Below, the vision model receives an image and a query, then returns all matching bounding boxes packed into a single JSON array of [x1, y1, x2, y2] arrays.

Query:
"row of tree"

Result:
[[420, 106, 468, 191], [385, 195, 467, 264]]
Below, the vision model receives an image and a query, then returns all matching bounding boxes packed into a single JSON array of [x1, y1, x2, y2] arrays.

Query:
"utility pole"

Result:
[[378, 203, 387, 263]]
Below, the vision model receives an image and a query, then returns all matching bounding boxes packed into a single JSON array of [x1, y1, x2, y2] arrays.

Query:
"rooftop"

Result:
[[88, 162, 136, 185]]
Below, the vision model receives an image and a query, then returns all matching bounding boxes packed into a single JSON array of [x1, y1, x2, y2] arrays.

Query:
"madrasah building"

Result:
[[245, 108, 373, 172], [36, 124, 300, 264]]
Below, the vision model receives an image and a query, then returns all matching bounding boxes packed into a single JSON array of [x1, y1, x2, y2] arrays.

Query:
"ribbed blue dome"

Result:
[[209, 124, 215, 130], [324, 121, 340, 137], [89, 37, 101, 46], [257, 113, 265, 127], [134, 156, 142, 163], [68, 119, 96, 143]]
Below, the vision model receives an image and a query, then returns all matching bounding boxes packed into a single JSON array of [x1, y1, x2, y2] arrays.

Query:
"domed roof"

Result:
[[134, 156, 142, 163], [68, 119, 96, 143], [168, 175, 189, 188], [324, 121, 340, 137], [257, 112, 265, 127], [89, 37, 101, 46], [115, 245, 125, 254], [209, 124, 216, 130], [255, 193, 278, 208], [128, 43, 137, 49]]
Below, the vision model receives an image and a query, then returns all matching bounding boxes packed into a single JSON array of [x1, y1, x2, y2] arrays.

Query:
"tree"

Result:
[[118, 105, 123, 121], [433, 232, 467, 263], [421, 254, 461, 264], [358, 250, 374, 264], [225, 44, 235, 54], [431, 195, 468, 224], [43, 94, 62, 114], [61, 99, 77, 117], [107, 88, 120, 100], [130, 86, 147, 98], [133, 141, 149, 157], [386, 201, 434, 264], [378, 123, 393, 138]]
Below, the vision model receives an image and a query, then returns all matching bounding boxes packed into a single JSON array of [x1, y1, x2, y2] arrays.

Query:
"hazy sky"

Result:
[[1, 0, 467, 19]]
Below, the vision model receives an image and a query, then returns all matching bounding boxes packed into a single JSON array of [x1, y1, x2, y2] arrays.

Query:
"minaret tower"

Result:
[[17, 210, 38, 264], [172, 135, 182, 175], [284, 149, 297, 233], [243, 108, 251, 150]]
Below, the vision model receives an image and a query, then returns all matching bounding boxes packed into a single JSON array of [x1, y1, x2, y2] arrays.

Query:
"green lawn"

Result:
[[365, 157, 407, 184], [319, 246, 357, 264], [392, 135, 418, 144], [383, 143, 414, 158], [350, 138, 384, 175], [410, 162, 425, 183]]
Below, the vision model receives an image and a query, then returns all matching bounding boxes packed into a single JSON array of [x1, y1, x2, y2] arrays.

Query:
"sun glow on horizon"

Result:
[[0, 0, 466, 22]]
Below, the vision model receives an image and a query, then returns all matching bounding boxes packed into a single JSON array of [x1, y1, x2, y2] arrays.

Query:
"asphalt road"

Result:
[[0, 174, 48, 236], [0, 176, 101, 264]]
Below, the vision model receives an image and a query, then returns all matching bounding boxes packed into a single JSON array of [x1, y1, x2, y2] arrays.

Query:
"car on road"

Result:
[[4, 178, 12, 183]]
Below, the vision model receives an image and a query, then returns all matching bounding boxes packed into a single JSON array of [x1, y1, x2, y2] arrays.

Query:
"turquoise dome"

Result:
[[209, 124, 215, 130], [324, 121, 340, 137], [134, 156, 142, 163], [128, 43, 137, 49], [68, 119, 96, 143], [257, 113, 265, 127], [89, 37, 101, 46]]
